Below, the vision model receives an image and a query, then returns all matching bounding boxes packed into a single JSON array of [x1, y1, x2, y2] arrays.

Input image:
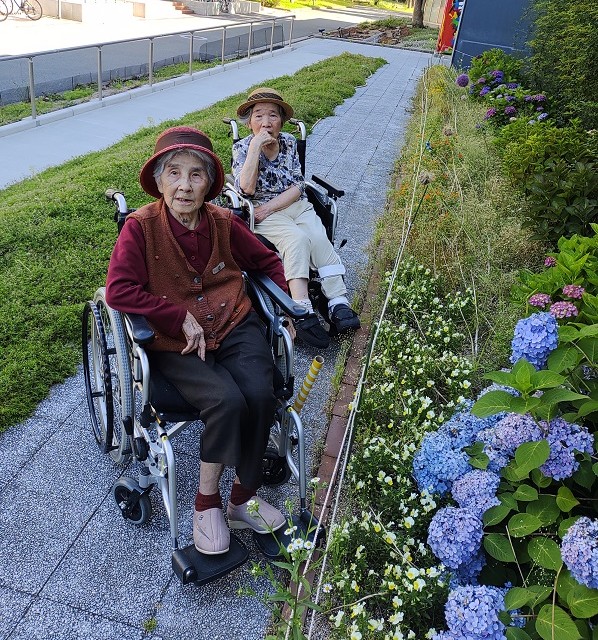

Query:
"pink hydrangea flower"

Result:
[[544, 256, 557, 267], [529, 293, 552, 308], [550, 301, 579, 318], [562, 284, 585, 299]]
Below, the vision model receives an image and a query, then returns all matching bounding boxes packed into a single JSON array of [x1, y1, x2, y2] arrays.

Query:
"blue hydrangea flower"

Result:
[[561, 517, 598, 588], [444, 585, 506, 639], [540, 418, 593, 480], [450, 549, 487, 588], [413, 431, 471, 495], [451, 470, 501, 517], [439, 400, 488, 449], [428, 507, 483, 569], [510, 311, 558, 369], [477, 413, 542, 472]]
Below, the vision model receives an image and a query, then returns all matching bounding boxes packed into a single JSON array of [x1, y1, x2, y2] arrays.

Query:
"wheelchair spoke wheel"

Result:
[[21, 0, 42, 19], [0, 0, 9, 21], [262, 446, 292, 486], [113, 478, 152, 526], [94, 290, 133, 463], [82, 301, 113, 450]]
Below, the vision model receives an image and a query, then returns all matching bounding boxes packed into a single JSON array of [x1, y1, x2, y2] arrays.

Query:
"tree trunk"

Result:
[[412, 0, 425, 28]]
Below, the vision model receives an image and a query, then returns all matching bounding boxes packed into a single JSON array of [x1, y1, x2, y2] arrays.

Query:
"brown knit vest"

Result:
[[130, 200, 253, 352]]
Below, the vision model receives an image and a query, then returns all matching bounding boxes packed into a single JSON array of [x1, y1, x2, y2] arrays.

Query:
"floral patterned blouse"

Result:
[[232, 131, 306, 206]]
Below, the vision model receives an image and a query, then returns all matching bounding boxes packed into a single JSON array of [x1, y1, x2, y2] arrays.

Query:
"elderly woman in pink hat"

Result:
[[232, 87, 360, 349], [106, 126, 288, 555]]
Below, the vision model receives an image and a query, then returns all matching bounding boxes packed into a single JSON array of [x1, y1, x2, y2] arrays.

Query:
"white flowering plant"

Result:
[[321, 259, 475, 639]]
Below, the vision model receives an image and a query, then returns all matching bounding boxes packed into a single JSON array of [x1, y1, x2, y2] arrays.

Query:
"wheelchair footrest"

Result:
[[253, 511, 325, 559], [172, 535, 249, 586]]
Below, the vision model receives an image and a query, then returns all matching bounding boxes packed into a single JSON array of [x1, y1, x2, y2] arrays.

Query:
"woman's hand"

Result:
[[251, 125, 279, 154], [253, 204, 273, 223], [181, 311, 206, 359]]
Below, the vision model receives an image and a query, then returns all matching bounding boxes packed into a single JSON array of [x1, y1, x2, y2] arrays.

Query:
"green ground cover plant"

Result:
[[0, 52, 385, 432], [0, 58, 223, 126]]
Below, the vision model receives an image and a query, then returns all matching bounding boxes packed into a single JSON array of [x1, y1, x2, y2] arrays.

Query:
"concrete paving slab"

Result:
[[0, 586, 34, 638]]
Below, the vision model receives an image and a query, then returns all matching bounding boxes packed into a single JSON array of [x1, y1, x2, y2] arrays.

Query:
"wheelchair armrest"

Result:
[[124, 313, 155, 346], [310, 174, 344, 199], [247, 272, 309, 320]]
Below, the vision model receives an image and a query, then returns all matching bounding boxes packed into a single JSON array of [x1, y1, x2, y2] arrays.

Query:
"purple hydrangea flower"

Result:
[[443, 585, 507, 639], [550, 301, 578, 318], [529, 293, 552, 308], [450, 549, 487, 588], [451, 470, 501, 517], [413, 431, 471, 495], [510, 311, 559, 369], [504, 105, 517, 116], [524, 95, 533, 102], [538, 112, 549, 121], [536, 106, 544, 112], [506, 82, 519, 89], [484, 108, 497, 120], [533, 94, 546, 102], [505, 95, 516, 101], [428, 507, 483, 569], [477, 77, 487, 84], [479, 86, 490, 97], [561, 518, 598, 588], [540, 417, 593, 480], [544, 256, 557, 267], [563, 284, 585, 299], [439, 400, 490, 449], [491, 70, 504, 83], [456, 73, 470, 87]]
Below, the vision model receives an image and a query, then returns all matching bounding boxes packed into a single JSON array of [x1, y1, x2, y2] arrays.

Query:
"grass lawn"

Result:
[[0, 52, 385, 432]]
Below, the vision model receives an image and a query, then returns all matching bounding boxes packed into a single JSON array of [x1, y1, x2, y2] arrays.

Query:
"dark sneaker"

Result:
[[329, 304, 360, 336], [294, 313, 330, 348]]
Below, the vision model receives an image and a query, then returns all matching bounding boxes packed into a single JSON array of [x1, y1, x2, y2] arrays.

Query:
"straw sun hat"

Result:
[[236, 87, 294, 121]]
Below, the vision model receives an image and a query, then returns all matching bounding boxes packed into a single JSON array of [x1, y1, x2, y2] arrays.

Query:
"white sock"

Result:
[[293, 298, 314, 313], [328, 296, 349, 312]]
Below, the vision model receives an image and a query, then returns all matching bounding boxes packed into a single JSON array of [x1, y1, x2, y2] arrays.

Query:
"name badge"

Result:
[[212, 261, 225, 275]]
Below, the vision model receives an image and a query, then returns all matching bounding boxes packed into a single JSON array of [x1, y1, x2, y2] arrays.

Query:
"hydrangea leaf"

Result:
[[484, 533, 517, 562], [472, 390, 515, 418], [500, 492, 520, 511], [575, 400, 598, 418], [526, 495, 560, 526], [578, 337, 598, 364], [513, 484, 539, 501], [557, 486, 580, 512], [505, 586, 540, 609], [593, 462, 598, 476], [485, 370, 518, 386], [506, 627, 532, 640], [530, 370, 566, 390], [575, 619, 592, 640], [527, 585, 553, 608], [509, 396, 542, 415], [540, 388, 588, 406], [513, 358, 536, 392], [573, 460, 596, 490], [578, 324, 598, 339], [535, 604, 581, 640], [508, 513, 543, 537], [528, 537, 562, 570], [483, 503, 511, 526], [531, 468, 552, 488], [547, 345, 582, 372], [568, 584, 598, 618], [515, 440, 550, 472], [558, 325, 581, 344], [557, 569, 579, 602]]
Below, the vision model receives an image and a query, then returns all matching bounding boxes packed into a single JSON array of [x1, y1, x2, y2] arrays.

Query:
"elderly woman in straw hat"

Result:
[[232, 87, 360, 349], [106, 126, 288, 555]]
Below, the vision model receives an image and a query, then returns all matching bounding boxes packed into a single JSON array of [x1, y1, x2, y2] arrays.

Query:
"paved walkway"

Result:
[[0, 34, 432, 640]]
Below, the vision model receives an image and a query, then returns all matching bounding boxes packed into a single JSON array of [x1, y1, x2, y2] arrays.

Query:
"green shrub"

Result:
[[467, 48, 524, 85], [527, 0, 598, 128]]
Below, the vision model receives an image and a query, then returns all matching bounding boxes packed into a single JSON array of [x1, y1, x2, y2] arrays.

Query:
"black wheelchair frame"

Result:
[[81, 189, 321, 585]]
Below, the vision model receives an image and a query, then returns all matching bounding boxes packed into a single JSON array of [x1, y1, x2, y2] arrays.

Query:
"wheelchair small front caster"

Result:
[[262, 446, 292, 486], [113, 477, 152, 526]]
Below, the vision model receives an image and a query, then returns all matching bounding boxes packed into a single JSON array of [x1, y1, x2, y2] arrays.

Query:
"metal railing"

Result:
[[0, 14, 295, 120]]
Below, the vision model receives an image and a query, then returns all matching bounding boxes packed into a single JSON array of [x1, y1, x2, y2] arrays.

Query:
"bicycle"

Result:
[[4, 0, 43, 20]]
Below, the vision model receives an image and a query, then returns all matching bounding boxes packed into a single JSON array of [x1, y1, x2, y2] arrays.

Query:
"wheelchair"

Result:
[[81, 189, 322, 586], [220, 117, 348, 329]]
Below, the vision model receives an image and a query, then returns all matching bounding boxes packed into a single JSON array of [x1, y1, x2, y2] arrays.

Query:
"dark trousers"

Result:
[[149, 313, 276, 489]]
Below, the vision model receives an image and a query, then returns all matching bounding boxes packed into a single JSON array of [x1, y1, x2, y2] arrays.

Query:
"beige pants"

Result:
[[255, 199, 347, 301]]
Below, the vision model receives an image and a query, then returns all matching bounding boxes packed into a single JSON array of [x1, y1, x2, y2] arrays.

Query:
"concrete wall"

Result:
[[184, 0, 220, 15], [230, 0, 260, 13]]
